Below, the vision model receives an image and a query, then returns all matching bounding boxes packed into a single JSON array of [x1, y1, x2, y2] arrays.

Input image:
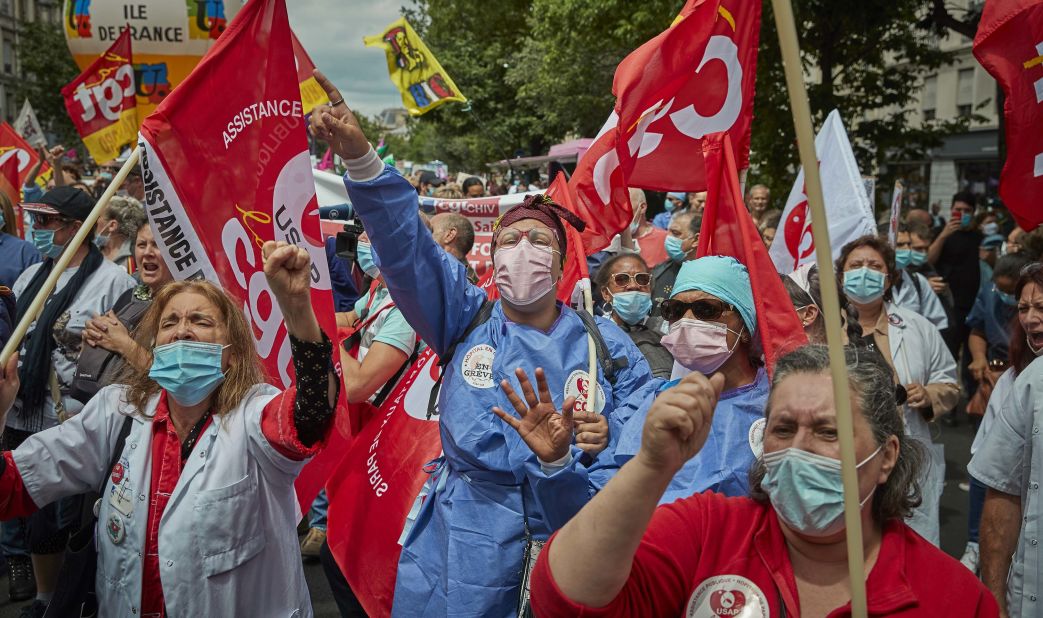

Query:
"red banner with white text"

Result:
[[0, 123, 42, 188], [138, 0, 337, 389]]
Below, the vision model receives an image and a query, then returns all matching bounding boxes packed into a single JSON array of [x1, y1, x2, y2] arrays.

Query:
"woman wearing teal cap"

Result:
[[837, 234, 958, 545], [606, 255, 770, 502]]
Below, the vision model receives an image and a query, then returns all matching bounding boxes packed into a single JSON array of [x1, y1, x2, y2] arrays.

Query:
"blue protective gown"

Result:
[[612, 368, 770, 503], [343, 165, 653, 617]]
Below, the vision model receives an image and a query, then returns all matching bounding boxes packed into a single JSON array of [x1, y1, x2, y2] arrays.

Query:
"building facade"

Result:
[[0, 0, 61, 123]]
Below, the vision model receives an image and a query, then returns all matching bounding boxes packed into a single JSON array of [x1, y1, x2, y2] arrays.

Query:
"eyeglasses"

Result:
[[610, 272, 651, 288], [30, 213, 70, 228], [659, 298, 734, 322], [496, 227, 556, 250]]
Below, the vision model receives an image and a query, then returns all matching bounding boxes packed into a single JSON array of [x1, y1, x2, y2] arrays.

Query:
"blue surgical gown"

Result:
[[343, 164, 653, 617], [613, 367, 769, 503]]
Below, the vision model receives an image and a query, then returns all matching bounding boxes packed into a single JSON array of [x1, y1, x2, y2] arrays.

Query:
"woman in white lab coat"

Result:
[[0, 242, 339, 617], [836, 235, 959, 545]]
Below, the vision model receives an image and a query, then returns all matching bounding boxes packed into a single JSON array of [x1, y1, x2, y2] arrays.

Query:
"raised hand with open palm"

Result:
[[493, 367, 576, 463]]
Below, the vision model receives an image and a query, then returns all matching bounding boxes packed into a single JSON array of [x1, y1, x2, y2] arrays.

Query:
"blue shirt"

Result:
[[0, 233, 41, 289], [966, 282, 1016, 362], [652, 211, 672, 230]]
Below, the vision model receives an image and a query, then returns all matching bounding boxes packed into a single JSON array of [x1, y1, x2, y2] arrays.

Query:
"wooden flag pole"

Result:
[[0, 146, 142, 367], [769, 1, 869, 616]]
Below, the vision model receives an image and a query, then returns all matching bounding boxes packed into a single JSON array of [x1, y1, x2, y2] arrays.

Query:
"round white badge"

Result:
[[460, 344, 496, 389], [686, 574, 769, 617], [748, 418, 766, 459], [564, 370, 606, 414]]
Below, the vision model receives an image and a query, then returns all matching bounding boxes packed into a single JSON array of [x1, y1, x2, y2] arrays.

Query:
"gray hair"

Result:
[[105, 195, 147, 239], [749, 344, 924, 524], [432, 212, 475, 256]]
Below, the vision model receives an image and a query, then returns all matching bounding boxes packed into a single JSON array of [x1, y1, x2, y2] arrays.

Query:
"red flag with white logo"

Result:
[[568, 0, 761, 253], [974, 0, 1043, 232], [137, 0, 338, 507], [0, 123, 42, 188], [62, 28, 137, 164], [697, 134, 806, 374]]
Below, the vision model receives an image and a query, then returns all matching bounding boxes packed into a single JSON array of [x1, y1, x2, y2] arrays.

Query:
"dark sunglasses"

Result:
[[660, 298, 734, 322], [30, 213, 70, 227], [610, 272, 651, 287]]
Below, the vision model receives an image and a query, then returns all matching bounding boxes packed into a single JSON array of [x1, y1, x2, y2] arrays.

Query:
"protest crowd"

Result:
[[0, 0, 1037, 617]]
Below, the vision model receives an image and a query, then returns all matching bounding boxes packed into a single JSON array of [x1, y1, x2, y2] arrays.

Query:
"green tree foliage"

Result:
[[749, 0, 971, 206], [13, 21, 82, 146]]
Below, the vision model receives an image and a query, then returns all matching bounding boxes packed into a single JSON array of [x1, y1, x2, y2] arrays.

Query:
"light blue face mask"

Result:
[[93, 233, 110, 249], [664, 235, 688, 263], [908, 250, 927, 267], [843, 267, 887, 304], [960, 213, 973, 227], [995, 286, 1017, 307], [894, 248, 913, 269], [762, 445, 882, 537], [610, 291, 652, 325], [149, 340, 229, 406], [356, 241, 380, 278], [31, 229, 65, 259]]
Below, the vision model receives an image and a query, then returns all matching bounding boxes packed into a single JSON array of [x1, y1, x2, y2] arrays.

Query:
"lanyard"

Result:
[[179, 412, 212, 464]]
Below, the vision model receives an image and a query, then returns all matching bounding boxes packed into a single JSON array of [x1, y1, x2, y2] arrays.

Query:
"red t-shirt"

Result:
[[531, 491, 998, 617], [635, 225, 669, 268]]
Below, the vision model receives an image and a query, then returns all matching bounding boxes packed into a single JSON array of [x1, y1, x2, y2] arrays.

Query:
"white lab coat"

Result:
[[891, 269, 948, 330], [886, 303, 959, 546], [11, 384, 313, 617]]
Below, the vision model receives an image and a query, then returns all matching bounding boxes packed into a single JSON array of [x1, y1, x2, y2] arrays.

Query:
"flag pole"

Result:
[[0, 146, 141, 367], [770, 1, 868, 616]]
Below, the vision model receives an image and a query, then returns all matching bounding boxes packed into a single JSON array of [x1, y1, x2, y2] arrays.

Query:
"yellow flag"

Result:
[[364, 18, 466, 116]]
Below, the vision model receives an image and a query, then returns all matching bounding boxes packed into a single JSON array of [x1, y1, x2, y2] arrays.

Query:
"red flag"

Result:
[[62, 28, 137, 164], [568, 0, 761, 253], [546, 172, 590, 304], [973, 0, 1043, 232], [138, 0, 337, 421], [290, 29, 330, 115], [0, 157, 21, 237], [697, 134, 807, 373], [0, 123, 41, 188]]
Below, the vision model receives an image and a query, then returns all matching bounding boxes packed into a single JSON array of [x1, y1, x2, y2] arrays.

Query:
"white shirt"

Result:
[[891, 269, 948, 330], [11, 384, 313, 617]]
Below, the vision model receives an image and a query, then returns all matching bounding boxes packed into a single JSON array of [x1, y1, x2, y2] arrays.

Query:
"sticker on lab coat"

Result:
[[460, 344, 495, 388], [686, 574, 768, 617], [106, 513, 127, 545], [564, 370, 605, 414], [748, 418, 765, 459], [109, 470, 135, 518]]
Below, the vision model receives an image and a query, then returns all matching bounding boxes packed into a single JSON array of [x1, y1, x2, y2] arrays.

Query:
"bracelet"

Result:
[[329, 98, 344, 107]]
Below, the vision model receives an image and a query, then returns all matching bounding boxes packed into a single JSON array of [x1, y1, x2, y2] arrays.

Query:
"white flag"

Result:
[[888, 180, 904, 245], [769, 109, 876, 274], [14, 100, 45, 148]]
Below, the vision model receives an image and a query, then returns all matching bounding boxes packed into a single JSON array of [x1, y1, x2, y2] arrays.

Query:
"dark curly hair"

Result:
[[749, 344, 925, 524], [835, 235, 897, 302]]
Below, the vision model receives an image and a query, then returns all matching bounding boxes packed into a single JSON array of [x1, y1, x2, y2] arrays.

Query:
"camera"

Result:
[[335, 218, 365, 262]]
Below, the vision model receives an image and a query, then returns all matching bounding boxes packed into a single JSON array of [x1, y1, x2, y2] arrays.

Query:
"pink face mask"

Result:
[[660, 318, 743, 374], [494, 239, 558, 307]]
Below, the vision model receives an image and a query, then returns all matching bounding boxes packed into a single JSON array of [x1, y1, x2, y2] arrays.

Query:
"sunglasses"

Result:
[[610, 272, 651, 288], [30, 213, 70, 228], [659, 298, 734, 322]]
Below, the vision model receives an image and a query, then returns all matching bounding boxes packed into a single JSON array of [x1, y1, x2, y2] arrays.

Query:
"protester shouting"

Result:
[[596, 253, 672, 379], [0, 241, 339, 617], [3, 187, 135, 606], [528, 345, 997, 617], [838, 235, 959, 545], [970, 261, 1043, 617], [310, 71, 653, 617], [611, 256, 768, 502]]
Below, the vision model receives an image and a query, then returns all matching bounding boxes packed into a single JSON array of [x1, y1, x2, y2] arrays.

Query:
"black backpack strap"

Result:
[[427, 300, 496, 419], [909, 270, 924, 302], [99, 415, 134, 495], [574, 309, 628, 386], [373, 340, 421, 407]]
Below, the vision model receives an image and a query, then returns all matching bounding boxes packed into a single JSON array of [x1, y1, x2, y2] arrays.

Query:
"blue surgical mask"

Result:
[[356, 241, 379, 278], [995, 286, 1017, 307], [894, 248, 913, 269], [629, 221, 640, 235], [909, 250, 927, 266], [960, 213, 972, 227], [610, 291, 652, 325], [31, 228, 64, 259], [843, 267, 887, 304], [664, 200, 676, 213], [762, 445, 882, 537], [93, 233, 110, 249], [148, 341, 228, 406], [982, 222, 999, 236], [664, 235, 688, 263]]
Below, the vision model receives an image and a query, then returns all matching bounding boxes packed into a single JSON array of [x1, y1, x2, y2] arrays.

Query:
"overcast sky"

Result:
[[287, 1, 409, 117]]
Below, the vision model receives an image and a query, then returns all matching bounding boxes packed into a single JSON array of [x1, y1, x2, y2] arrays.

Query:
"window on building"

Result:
[[957, 68, 974, 119], [922, 75, 937, 121], [0, 1, 9, 16], [3, 40, 12, 75]]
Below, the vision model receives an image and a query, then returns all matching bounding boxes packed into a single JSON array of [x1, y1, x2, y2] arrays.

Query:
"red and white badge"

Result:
[[564, 370, 605, 414], [686, 574, 769, 617]]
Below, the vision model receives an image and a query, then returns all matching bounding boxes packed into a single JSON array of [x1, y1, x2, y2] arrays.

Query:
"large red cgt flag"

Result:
[[697, 134, 807, 374], [0, 123, 42, 188], [62, 28, 137, 164], [569, 0, 761, 253], [138, 0, 337, 393], [974, 0, 1043, 232]]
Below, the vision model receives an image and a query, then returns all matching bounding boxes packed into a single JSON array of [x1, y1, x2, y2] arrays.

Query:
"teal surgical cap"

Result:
[[671, 255, 756, 334]]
